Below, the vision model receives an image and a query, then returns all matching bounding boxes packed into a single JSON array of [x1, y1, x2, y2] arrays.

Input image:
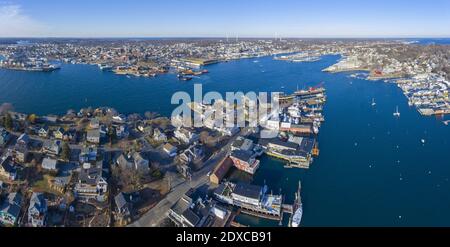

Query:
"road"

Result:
[[129, 128, 251, 227]]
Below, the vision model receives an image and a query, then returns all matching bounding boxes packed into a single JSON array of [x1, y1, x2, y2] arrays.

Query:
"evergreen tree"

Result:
[[4, 113, 13, 130], [61, 142, 71, 161]]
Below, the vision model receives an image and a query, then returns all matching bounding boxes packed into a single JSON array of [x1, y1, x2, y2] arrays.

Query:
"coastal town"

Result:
[[0, 37, 449, 228]]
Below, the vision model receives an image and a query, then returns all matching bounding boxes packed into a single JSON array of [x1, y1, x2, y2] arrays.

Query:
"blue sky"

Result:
[[0, 0, 449, 37]]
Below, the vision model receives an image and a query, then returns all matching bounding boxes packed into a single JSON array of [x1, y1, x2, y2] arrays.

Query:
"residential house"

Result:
[[215, 126, 239, 136], [99, 125, 108, 138], [153, 128, 167, 142], [13, 145, 28, 163], [41, 157, 59, 172], [163, 143, 177, 157], [177, 163, 192, 180], [74, 161, 108, 202], [38, 126, 50, 138], [168, 189, 217, 227], [53, 127, 65, 140], [27, 192, 47, 227], [116, 154, 133, 170], [86, 129, 101, 144], [0, 155, 17, 181], [116, 125, 129, 139], [174, 127, 199, 144], [0, 128, 11, 147], [42, 140, 61, 156], [0, 192, 23, 226], [116, 152, 149, 171], [16, 133, 30, 146], [114, 192, 132, 224], [179, 145, 204, 165], [89, 118, 100, 129], [79, 146, 98, 164], [132, 152, 149, 171]]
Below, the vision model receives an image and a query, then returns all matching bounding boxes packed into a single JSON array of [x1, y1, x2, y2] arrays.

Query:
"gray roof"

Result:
[[42, 157, 58, 170], [0, 192, 23, 220], [114, 192, 129, 209], [232, 183, 262, 200], [230, 149, 254, 163], [87, 129, 100, 138], [0, 156, 16, 174], [182, 209, 200, 226], [78, 161, 104, 185], [28, 192, 47, 214], [299, 137, 315, 153]]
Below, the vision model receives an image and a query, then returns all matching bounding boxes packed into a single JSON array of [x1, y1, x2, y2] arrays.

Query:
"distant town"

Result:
[[1, 38, 448, 115]]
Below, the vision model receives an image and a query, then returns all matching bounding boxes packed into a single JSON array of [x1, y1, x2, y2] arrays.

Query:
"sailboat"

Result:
[[371, 98, 376, 106], [393, 106, 400, 117], [290, 181, 303, 227]]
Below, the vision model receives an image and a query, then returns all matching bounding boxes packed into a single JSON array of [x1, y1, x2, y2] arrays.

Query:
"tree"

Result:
[[0, 103, 14, 116], [61, 142, 71, 161], [108, 126, 117, 146], [4, 113, 13, 130], [145, 111, 160, 120], [28, 114, 37, 124]]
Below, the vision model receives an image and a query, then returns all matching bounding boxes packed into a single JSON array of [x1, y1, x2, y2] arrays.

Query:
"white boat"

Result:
[[393, 106, 400, 117], [291, 204, 303, 227], [371, 98, 376, 106], [290, 181, 303, 227]]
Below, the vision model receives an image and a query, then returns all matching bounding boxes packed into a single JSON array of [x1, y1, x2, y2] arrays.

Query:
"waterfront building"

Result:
[[210, 157, 233, 185], [229, 150, 260, 175]]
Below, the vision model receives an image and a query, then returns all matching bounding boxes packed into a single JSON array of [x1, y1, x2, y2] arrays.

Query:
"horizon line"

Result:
[[0, 36, 450, 40]]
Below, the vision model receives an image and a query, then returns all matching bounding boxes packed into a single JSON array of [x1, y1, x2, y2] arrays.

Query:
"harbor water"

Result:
[[1, 54, 450, 226]]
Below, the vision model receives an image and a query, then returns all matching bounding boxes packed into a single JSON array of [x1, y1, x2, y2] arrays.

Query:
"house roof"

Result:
[[28, 192, 47, 214], [114, 192, 129, 209], [42, 157, 58, 170], [0, 156, 16, 174], [0, 192, 22, 220], [87, 129, 100, 138]]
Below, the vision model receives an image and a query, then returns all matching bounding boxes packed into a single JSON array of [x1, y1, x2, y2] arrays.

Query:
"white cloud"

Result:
[[0, 3, 48, 37]]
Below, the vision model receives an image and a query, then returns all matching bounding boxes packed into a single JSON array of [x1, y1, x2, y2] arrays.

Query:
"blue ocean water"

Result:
[[1, 54, 450, 226]]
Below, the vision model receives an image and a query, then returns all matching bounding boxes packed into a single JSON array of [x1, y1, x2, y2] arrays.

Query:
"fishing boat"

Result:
[[393, 106, 400, 117]]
